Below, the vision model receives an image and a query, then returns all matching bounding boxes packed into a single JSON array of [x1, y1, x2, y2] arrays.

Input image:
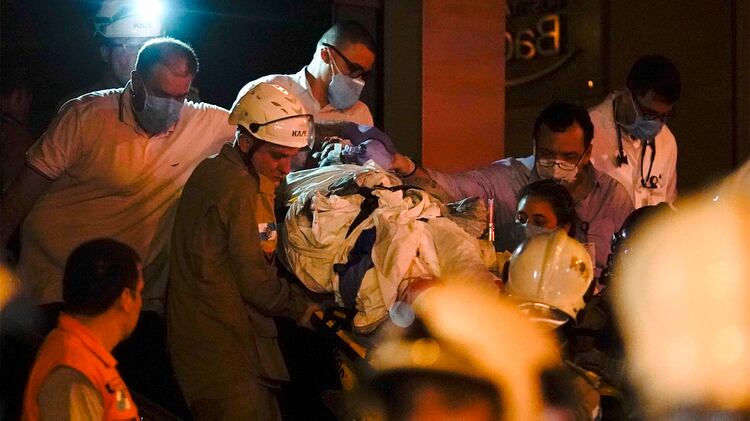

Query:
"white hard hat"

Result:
[[613, 191, 750, 415], [229, 82, 313, 149], [370, 283, 560, 421], [94, 0, 164, 39], [506, 229, 594, 326]]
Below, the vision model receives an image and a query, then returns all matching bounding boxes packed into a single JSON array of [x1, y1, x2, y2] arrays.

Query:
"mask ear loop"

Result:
[[326, 47, 342, 76]]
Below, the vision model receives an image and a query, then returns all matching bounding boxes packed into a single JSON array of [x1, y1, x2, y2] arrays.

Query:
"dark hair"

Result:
[[533, 101, 595, 149], [63, 238, 141, 316], [135, 37, 199, 79], [367, 369, 502, 420], [518, 179, 577, 236], [626, 54, 681, 103], [611, 202, 672, 256], [235, 125, 269, 159], [318, 21, 376, 53]]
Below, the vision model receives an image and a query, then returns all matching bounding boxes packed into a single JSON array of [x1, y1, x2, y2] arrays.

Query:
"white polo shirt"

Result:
[[21, 85, 236, 310], [589, 92, 678, 208], [245, 67, 374, 126]]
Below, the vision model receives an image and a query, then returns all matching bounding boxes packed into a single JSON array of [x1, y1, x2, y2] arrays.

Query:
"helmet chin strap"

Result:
[[237, 132, 266, 168], [246, 137, 265, 158]]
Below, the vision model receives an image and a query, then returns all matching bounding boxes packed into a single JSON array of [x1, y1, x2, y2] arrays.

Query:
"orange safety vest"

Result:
[[22, 314, 139, 420]]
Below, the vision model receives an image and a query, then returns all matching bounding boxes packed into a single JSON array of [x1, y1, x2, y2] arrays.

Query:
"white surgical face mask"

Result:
[[133, 84, 183, 134], [522, 223, 554, 240], [327, 53, 365, 109], [617, 89, 665, 141], [535, 158, 579, 183]]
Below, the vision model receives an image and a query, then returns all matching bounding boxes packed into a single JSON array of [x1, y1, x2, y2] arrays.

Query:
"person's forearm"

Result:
[[390, 154, 453, 202], [391, 153, 418, 177], [0, 166, 51, 259]]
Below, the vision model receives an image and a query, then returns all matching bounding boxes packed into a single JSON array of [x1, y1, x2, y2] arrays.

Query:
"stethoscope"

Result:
[[613, 98, 659, 189]]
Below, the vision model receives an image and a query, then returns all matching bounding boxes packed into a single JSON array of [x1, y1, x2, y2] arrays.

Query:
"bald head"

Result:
[[135, 37, 199, 80]]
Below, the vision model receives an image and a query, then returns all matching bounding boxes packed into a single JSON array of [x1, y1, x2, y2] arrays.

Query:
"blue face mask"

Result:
[[522, 223, 554, 240], [327, 58, 365, 110], [133, 85, 184, 134], [618, 91, 664, 141]]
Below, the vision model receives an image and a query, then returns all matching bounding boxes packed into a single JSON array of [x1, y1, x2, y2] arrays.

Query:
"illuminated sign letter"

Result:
[[536, 14, 560, 56], [515, 29, 536, 60]]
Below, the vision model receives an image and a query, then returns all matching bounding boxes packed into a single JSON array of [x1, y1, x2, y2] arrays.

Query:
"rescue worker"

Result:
[[602, 203, 672, 287], [391, 101, 634, 277], [241, 20, 376, 170], [613, 189, 750, 418], [506, 230, 594, 330], [92, 0, 163, 90], [22, 238, 143, 421], [59, 0, 198, 107], [167, 82, 320, 420], [362, 282, 561, 421], [506, 231, 630, 419], [589, 55, 681, 208]]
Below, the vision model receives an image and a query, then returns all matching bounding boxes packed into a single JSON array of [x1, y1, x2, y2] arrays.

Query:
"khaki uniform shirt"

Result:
[[167, 144, 309, 404]]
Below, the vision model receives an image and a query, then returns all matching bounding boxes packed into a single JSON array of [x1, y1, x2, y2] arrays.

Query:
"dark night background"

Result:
[[2, 0, 338, 136]]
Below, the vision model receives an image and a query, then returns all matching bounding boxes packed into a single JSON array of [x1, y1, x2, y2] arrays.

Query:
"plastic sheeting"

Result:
[[282, 162, 497, 332]]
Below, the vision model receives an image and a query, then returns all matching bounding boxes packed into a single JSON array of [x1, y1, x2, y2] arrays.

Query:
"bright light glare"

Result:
[[136, 0, 164, 20]]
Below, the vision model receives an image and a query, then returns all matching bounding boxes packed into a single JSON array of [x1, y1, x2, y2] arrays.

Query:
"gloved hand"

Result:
[[315, 138, 394, 170], [314, 136, 351, 167], [339, 123, 398, 155], [342, 139, 394, 170]]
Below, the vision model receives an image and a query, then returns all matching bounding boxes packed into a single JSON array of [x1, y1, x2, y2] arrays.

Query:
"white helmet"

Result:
[[369, 283, 560, 421], [613, 191, 750, 415], [506, 229, 594, 327], [94, 0, 164, 39], [229, 82, 313, 149]]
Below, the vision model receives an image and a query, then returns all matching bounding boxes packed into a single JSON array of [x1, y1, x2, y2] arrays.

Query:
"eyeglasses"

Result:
[[322, 42, 370, 79], [634, 95, 676, 122], [105, 40, 145, 55], [534, 144, 589, 168], [536, 159, 578, 171]]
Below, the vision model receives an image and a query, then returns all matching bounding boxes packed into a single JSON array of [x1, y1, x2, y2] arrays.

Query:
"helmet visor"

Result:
[[251, 114, 314, 148], [516, 302, 570, 330]]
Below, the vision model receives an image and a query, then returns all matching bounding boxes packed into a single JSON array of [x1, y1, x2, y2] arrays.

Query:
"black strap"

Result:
[[344, 184, 413, 238]]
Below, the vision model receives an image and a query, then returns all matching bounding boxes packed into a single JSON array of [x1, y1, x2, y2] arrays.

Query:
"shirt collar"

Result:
[[292, 67, 313, 92], [292, 67, 322, 114], [58, 313, 118, 368]]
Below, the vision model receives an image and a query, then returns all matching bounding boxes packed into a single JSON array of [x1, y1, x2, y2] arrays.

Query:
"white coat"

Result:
[[589, 92, 678, 208]]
